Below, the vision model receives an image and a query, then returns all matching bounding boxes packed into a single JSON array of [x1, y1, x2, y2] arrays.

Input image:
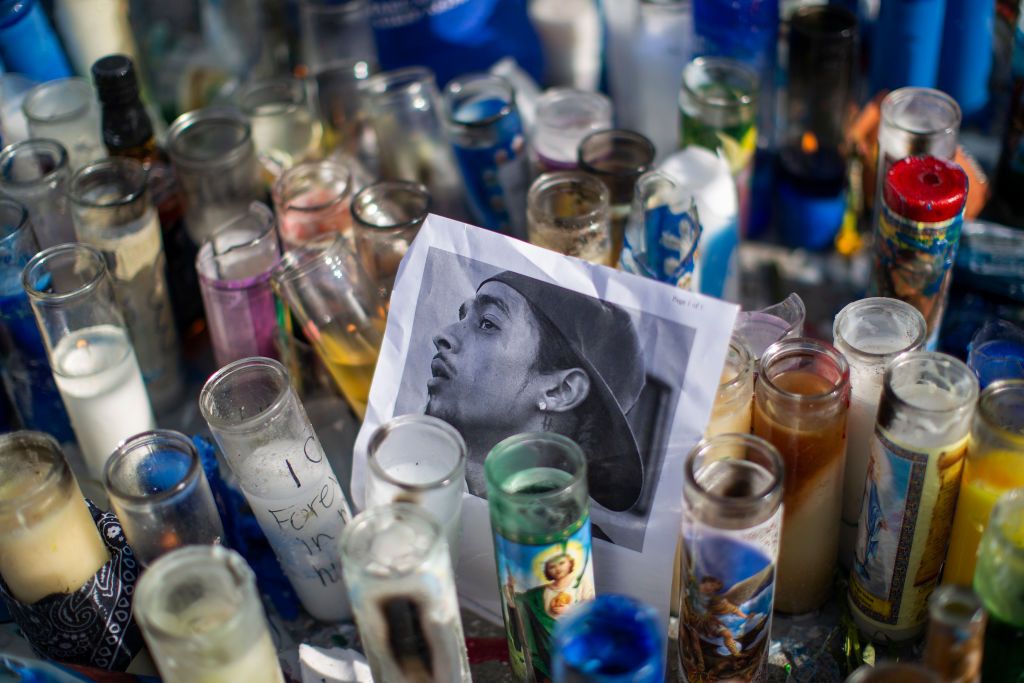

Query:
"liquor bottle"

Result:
[[91, 54, 203, 339]]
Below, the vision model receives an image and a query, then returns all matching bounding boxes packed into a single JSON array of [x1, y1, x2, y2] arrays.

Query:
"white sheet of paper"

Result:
[[351, 214, 738, 646]]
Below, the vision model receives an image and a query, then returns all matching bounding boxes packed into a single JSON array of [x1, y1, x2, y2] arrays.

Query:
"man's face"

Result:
[[426, 281, 542, 434], [546, 556, 573, 581]]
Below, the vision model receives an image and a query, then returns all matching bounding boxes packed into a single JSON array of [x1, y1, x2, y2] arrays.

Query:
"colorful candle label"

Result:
[[851, 430, 967, 626], [494, 518, 595, 682], [678, 507, 780, 682]]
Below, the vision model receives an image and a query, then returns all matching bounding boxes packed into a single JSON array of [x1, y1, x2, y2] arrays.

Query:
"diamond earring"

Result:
[[537, 400, 547, 411]]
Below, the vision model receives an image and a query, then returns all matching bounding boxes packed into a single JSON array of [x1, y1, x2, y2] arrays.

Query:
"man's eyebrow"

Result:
[[476, 293, 511, 317]]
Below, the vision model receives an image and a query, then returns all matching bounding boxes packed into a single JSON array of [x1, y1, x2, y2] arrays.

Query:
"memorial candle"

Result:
[[200, 357, 352, 622], [351, 180, 429, 301], [237, 76, 324, 180], [527, 171, 612, 266], [705, 335, 754, 438], [734, 293, 806, 362], [922, 585, 986, 683], [0, 139, 77, 248], [967, 320, 1024, 388], [272, 160, 353, 249], [974, 489, 1024, 682], [531, 89, 612, 175]]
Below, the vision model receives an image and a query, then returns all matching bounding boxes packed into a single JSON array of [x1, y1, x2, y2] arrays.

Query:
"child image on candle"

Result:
[[499, 539, 594, 682], [679, 535, 774, 682]]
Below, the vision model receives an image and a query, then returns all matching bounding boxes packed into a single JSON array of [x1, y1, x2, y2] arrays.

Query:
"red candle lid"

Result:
[[883, 156, 968, 222]]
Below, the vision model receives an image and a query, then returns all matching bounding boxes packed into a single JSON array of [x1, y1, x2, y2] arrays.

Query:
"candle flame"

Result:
[[801, 131, 819, 154], [76, 338, 88, 349]]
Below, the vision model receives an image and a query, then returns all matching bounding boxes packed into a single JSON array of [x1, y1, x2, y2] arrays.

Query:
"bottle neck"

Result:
[[101, 98, 158, 162]]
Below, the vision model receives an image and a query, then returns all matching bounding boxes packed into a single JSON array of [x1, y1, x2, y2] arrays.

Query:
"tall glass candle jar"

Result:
[[361, 67, 465, 219], [967, 319, 1024, 389], [22, 78, 103, 171], [706, 335, 755, 438], [753, 337, 849, 613], [527, 171, 611, 266], [298, 0, 377, 76], [339, 503, 471, 683], [134, 545, 285, 683], [197, 202, 282, 369], [922, 585, 986, 683], [945, 380, 1024, 586], [0, 431, 109, 604], [313, 58, 377, 159], [678, 433, 783, 681], [199, 357, 352, 622], [238, 77, 324, 180], [366, 415, 467, 559], [734, 293, 806, 362], [272, 160, 353, 249], [974, 489, 1024, 682], [444, 73, 529, 237], [272, 236, 385, 419], [577, 129, 655, 266], [833, 297, 928, 568], [849, 352, 978, 641], [0, 199, 73, 441], [104, 430, 224, 566], [485, 433, 596, 683], [551, 594, 664, 683], [351, 180, 429, 300], [531, 88, 612, 175], [679, 57, 758, 235], [165, 107, 263, 245], [69, 157, 183, 412], [870, 156, 968, 350], [0, 139, 77, 248], [23, 243, 155, 479]]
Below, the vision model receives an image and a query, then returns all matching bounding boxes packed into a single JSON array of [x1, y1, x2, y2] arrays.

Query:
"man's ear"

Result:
[[542, 368, 591, 412]]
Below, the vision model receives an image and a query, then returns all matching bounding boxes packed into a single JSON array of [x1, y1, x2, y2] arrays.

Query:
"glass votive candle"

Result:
[[133, 545, 285, 683], [527, 171, 612, 265], [351, 179, 429, 300], [705, 334, 755, 438], [104, 430, 225, 566], [753, 337, 850, 614], [967, 319, 1024, 389], [0, 431, 109, 604], [272, 159, 353, 249], [238, 77, 324, 179], [365, 415, 467, 559], [531, 88, 613, 174], [0, 138, 77, 248], [734, 292, 807, 362], [21, 77, 104, 171]]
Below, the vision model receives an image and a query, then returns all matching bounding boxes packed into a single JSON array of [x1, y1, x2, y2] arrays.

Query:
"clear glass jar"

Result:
[[0, 139, 77, 248], [298, 0, 377, 75], [705, 334, 755, 438], [526, 171, 612, 266], [272, 159, 353, 249], [238, 77, 324, 179], [530, 88, 612, 174], [351, 180, 429, 300], [22, 77, 104, 171], [922, 585, 985, 683], [974, 489, 1024, 682]]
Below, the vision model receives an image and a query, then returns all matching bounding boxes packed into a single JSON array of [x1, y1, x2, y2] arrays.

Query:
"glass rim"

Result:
[[444, 73, 516, 128], [134, 545, 255, 643], [577, 128, 657, 180], [832, 297, 928, 363], [927, 584, 985, 630], [0, 430, 68, 515], [0, 138, 69, 188], [340, 502, 445, 579], [484, 432, 588, 502], [882, 351, 979, 415], [361, 65, 437, 99], [197, 203, 280, 285], [166, 106, 254, 167], [0, 198, 31, 245], [720, 335, 754, 392], [881, 87, 962, 136], [758, 336, 850, 403], [199, 356, 294, 433], [271, 232, 347, 287], [22, 242, 109, 307], [681, 57, 759, 110], [535, 87, 612, 122], [273, 160, 352, 214], [977, 379, 1024, 444], [684, 433, 784, 509], [69, 157, 148, 209], [367, 415, 467, 492], [527, 171, 610, 227], [351, 180, 431, 231], [104, 430, 203, 507], [22, 77, 94, 123], [237, 77, 308, 115]]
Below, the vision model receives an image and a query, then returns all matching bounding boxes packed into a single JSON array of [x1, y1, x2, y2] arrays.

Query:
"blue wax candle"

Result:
[[870, 0, 946, 94], [0, 0, 72, 82], [937, 0, 995, 119], [552, 594, 664, 683], [776, 142, 846, 250]]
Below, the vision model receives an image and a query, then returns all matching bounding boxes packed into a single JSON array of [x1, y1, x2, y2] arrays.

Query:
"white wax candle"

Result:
[[528, 0, 601, 90], [51, 324, 156, 479]]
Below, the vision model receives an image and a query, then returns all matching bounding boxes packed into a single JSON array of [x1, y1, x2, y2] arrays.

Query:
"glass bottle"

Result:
[[444, 73, 529, 237], [0, 198, 74, 441], [678, 433, 783, 681], [849, 352, 978, 641], [0, 139, 77, 248], [196, 202, 282, 368], [272, 159, 353, 249], [199, 357, 352, 622], [133, 545, 285, 683], [22, 78, 104, 171], [339, 503, 471, 683], [922, 585, 985, 683], [753, 337, 849, 613], [526, 171, 612, 266], [974, 489, 1024, 682], [945, 380, 1024, 586], [69, 157, 183, 413], [485, 432, 596, 683], [531, 88, 612, 175], [237, 76, 324, 180], [0, 430, 108, 604], [22, 243, 155, 480], [833, 297, 928, 568], [705, 334, 754, 438], [351, 180, 429, 301]]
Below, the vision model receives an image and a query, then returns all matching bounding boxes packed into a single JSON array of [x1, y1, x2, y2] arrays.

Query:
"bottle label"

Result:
[[494, 517, 595, 682], [850, 430, 967, 627]]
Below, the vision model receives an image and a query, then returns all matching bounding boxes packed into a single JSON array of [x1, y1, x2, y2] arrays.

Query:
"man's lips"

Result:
[[430, 355, 454, 381]]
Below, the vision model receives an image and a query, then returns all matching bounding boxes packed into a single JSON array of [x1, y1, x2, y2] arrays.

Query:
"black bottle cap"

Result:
[[92, 54, 141, 104]]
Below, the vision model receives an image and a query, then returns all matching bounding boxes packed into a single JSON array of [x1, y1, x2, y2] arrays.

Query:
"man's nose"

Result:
[[433, 322, 459, 352]]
